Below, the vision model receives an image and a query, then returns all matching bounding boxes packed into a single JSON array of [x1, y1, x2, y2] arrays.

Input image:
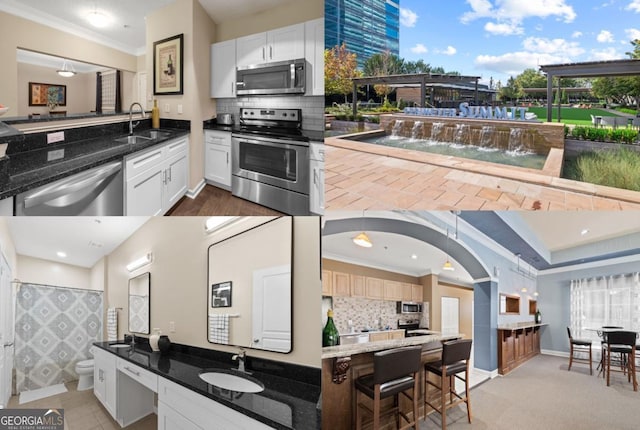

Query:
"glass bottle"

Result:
[[322, 309, 340, 347], [535, 309, 542, 324]]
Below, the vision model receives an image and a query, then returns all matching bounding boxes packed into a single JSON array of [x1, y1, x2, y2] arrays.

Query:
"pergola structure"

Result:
[[350, 73, 481, 118], [540, 59, 640, 122]]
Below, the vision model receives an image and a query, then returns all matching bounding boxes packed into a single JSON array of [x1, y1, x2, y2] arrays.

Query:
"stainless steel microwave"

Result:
[[236, 59, 305, 96], [397, 301, 423, 314]]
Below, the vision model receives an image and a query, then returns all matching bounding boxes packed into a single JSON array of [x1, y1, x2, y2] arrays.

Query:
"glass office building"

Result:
[[325, 0, 400, 68]]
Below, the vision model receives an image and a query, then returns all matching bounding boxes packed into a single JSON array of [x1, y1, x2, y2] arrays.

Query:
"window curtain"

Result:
[[570, 273, 640, 343], [14, 284, 103, 393], [96, 72, 103, 113]]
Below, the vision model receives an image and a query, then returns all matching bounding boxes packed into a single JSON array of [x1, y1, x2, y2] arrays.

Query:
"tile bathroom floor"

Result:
[[7, 381, 157, 430]]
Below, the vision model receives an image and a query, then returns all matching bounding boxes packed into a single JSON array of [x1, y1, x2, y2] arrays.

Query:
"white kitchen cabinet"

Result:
[[125, 136, 190, 215], [204, 130, 232, 189], [0, 198, 13, 216], [236, 23, 305, 68], [304, 18, 324, 96], [309, 142, 324, 215], [158, 377, 274, 430], [93, 348, 117, 420], [211, 40, 236, 98]]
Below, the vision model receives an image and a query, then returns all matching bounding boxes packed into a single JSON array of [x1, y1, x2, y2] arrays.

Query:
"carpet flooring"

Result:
[[420, 354, 640, 430]]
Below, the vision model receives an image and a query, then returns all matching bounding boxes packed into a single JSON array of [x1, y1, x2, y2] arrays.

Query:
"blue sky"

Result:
[[399, 0, 640, 85]]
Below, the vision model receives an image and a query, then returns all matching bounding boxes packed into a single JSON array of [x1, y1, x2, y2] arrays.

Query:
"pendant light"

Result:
[[57, 59, 76, 77], [516, 254, 527, 293], [352, 210, 373, 248], [442, 228, 455, 271]]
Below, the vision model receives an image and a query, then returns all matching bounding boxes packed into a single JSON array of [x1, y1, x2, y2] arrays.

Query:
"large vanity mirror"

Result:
[[129, 272, 151, 334], [207, 217, 293, 353]]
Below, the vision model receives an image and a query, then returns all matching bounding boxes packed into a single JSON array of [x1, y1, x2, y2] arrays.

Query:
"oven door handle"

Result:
[[232, 135, 308, 148]]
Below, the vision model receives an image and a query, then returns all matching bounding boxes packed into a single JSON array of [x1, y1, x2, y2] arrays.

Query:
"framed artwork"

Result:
[[29, 82, 67, 107], [153, 33, 184, 95], [211, 281, 232, 308]]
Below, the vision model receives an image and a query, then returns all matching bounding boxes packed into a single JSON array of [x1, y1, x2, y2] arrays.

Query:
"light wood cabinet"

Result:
[[368, 330, 405, 342], [389, 330, 405, 340], [332, 272, 350, 296], [412, 284, 423, 302], [401, 283, 413, 301], [383, 280, 403, 301], [366, 277, 384, 299], [321, 269, 332, 296], [350, 275, 366, 297]]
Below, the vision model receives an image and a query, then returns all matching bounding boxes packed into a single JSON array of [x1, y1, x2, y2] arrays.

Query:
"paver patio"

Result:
[[325, 138, 640, 211]]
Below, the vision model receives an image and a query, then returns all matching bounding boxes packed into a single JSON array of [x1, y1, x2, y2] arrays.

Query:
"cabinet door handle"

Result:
[[313, 169, 317, 185], [168, 166, 172, 182], [269, 46, 273, 60], [226, 152, 229, 164], [231, 82, 234, 95], [262, 47, 265, 61], [124, 366, 141, 377], [162, 169, 166, 185]]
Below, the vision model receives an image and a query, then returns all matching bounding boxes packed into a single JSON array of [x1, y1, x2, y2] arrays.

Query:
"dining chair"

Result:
[[424, 339, 473, 430], [354, 345, 422, 430], [597, 326, 623, 377], [605, 330, 637, 391], [567, 327, 592, 375]]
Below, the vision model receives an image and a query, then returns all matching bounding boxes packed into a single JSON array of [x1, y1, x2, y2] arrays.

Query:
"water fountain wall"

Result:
[[380, 114, 565, 155]]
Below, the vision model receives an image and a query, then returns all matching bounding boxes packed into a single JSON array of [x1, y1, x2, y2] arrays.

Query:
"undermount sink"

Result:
[[137, 130, 172, 140], [199, 369, 265, 393], [109, 343, 131, 349], [115, 135, 153, 144]]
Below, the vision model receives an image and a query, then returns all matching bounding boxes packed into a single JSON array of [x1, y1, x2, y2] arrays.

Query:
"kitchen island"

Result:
[[497, 322, 547, 375], [322, 333, 462, 429]]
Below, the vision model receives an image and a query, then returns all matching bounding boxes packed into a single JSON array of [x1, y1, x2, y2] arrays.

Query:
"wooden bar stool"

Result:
[[605, 330, 637, 391], [424, 339, 472, 430], [355, 345, 422, 430], [567, 327, 592, 375]]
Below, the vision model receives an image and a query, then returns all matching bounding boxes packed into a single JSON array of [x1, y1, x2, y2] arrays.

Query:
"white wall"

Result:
[[16, 255, 94, 291]]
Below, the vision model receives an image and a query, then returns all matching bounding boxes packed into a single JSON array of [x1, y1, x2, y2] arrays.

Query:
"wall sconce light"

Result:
[[205, 216, 238, 234], [127, 253, 153, 272]]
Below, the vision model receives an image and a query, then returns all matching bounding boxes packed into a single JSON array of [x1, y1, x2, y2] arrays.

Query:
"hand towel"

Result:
[[107, 308, 118, 341], [208, 314, 229, 344]]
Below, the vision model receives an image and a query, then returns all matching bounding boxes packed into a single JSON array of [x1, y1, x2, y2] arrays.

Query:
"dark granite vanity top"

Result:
[[93, 341, 321, 430], [0, 121, 189, 200]]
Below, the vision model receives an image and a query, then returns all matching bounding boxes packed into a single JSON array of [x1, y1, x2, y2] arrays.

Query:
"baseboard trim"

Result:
[[187, 179, 206, 199], [542, 349, 569, 358], [473, 367, 499, 379]]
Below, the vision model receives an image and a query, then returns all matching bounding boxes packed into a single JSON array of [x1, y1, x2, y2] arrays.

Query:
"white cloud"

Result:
[[410, 43, 428, 54], [442, 46, 457, 56], [589, 47, 621, 61], [627, 0, 640, 13], [625, 28, 640, 41], [400, 8, 418, 27], [475, 51, 567, 76], [485, 21, 523, 35], [597, 30, 614, 43], [522, 37, 585, 56], [571, 31, 583, 38]]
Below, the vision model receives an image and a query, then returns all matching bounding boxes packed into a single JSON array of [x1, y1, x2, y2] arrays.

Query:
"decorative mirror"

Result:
[[207, 217, 293, 353], [129, 272, 150, 334]]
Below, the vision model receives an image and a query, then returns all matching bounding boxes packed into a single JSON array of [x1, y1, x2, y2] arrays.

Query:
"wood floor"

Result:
[[167, 185, 283, 216]]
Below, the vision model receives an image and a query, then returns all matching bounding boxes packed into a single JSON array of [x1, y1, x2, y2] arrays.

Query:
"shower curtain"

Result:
[[14, 283, 103, 392]]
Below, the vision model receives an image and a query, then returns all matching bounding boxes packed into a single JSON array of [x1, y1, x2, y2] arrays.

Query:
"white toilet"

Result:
[[75, 347, 95, 391]]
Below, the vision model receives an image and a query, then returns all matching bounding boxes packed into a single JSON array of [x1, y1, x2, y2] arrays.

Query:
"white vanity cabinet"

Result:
[[0, 197, 13, 216], [304, 18, 324, 96], [236, 23, 305, 68], [309, 142, 324, 215], [125, 136, 189, 215], [93, 348, 117, 419], [204, 130, 232, 189], [211, 40, 236, 98], [158, 377, 274, 430]]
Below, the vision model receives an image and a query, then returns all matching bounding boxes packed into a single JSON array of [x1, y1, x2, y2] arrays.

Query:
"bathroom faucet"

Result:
[[129, 102, 146, 135], [232, 348, 246, 372]]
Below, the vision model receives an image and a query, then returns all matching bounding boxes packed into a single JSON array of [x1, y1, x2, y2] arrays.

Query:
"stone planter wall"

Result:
[[564, 139, 640, 158]]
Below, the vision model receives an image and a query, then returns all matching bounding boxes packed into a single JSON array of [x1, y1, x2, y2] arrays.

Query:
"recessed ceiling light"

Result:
[[87, 11, 110, 28], [411, 254, 417, 260], [57, 251, 67, 258], [580, 228, 589, 236]]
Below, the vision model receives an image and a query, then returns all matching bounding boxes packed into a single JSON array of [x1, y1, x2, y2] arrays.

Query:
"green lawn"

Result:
[[527, 107, 620, 125]]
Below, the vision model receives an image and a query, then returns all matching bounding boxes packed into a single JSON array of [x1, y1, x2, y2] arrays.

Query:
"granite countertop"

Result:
[[497, 322, 548, 330], [340, 329, 404, 337], [94, 341, 320, 430], [0, 127, 189, 200], [322, 333, 463, 359]]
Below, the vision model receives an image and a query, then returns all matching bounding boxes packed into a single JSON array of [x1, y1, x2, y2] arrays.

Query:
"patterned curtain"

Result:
[[14, 284, 103, 392]]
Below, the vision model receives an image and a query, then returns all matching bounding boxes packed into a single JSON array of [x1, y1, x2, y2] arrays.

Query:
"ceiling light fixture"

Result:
[[56, 59, 76, 77], [205, 216, 238, 234], [353, 210, 373, 248], [126, 253, 153, 272], [411, 254, 418, 260], [580, 228, 589, 236], [56, 251, 67, 258], [442, 228, 455, 271]]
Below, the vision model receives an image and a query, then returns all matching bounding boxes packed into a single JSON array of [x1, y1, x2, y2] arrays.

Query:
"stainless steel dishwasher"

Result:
[[15, 161, 123, 215]]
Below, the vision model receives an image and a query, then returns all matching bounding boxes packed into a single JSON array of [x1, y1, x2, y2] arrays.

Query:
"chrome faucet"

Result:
[[129, 102, 146, 135], [232, 348, 246, 372]]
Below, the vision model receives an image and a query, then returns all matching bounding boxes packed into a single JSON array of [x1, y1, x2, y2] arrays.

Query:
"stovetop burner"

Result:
[[232, 107, 310, 143]]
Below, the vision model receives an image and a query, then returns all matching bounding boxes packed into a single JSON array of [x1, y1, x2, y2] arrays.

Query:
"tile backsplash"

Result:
[[331, 297, 398, 333], [215, 96, 324, 131]]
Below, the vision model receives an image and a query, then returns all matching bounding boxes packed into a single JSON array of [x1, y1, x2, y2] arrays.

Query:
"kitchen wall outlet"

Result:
[[169, 321, 175, 333], [164, 103, 170, 113], [177, 104, 183, 114], [47, 149, 64, 161], [47, 131, 65, 144]]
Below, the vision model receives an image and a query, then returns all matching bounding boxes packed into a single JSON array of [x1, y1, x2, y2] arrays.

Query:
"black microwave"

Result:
[[397, 301, 423, 314], [236, 59, 305, 96]]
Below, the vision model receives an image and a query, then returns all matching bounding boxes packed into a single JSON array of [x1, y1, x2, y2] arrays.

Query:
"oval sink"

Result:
[[199, 370, 264, 393], [109, 343, 131, 349]]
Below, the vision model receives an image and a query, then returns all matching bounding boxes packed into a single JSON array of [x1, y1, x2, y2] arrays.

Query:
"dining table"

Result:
[[583, 327, 638, 377]]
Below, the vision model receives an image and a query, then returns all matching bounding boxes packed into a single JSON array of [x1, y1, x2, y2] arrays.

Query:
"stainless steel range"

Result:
[[231, 108, 309, 215]]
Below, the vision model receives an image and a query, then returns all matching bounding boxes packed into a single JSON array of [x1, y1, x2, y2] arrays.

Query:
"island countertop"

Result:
[[497, 322, 548, 330], [322, 333, 463, 359]]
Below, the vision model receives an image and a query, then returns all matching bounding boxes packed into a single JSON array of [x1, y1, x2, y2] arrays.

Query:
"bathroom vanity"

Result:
[[92, 341, 320, 430]]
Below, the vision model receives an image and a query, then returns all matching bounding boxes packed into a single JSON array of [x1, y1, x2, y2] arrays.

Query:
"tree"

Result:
[[626, 39, 640, 59], [324, 43, 361, 103], [362, 51, 404, 100], [403, 59, 431, 74], [516, 68, 547, 89], [500, 76, 523, 102]]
